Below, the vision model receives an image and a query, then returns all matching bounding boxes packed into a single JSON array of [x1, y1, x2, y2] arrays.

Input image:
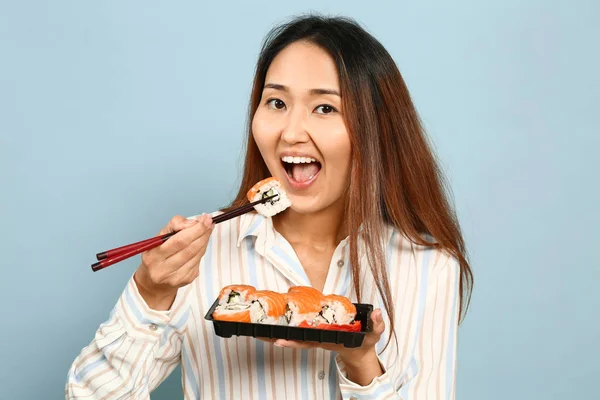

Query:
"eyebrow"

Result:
[[264, 83, 340, 97]]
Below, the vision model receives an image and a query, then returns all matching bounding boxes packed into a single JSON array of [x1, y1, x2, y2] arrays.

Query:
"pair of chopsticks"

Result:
[[91, 194, 278, 272]]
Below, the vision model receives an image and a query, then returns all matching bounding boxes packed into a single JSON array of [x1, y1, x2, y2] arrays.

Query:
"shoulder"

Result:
[[186, 211, 265, 247], [385, 223, 459, 284]]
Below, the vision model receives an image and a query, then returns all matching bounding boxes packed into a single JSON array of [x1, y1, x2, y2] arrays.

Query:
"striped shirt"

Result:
[[66, 211, 460, 399]]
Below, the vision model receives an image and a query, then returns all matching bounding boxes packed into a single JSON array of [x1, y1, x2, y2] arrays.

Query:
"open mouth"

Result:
[[280, 155, 322, 185]]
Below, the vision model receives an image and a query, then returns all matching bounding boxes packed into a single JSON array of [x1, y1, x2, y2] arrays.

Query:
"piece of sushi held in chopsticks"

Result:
[[91, 178, 290, 272], [248, 290, 287, 325], [247, 177, 292, 217], [212, 285, 257, 323]]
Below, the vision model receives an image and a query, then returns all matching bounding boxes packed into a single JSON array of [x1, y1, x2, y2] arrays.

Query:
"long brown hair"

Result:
[[223, 15, 473, 348]]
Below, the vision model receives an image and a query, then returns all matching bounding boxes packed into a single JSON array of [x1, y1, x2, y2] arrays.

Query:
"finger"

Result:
[[256, 338, 278, 344], [370, 309, 385, 336], [158, 215, 198, 236], [163, 225, 212, 268], [163, 252, 202, 287], [318, 343, 340, 352], [274, 340, 341, 352], [148, 215, 200, 264], [158, 232, 210, 279], [362, 309, 385, 347], [163, 232, 211, 285], [274, 339, 322, 350], [159, 214, 213, 258]]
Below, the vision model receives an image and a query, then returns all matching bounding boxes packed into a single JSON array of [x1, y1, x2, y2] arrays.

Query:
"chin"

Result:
[[285, 195, 336, 216]]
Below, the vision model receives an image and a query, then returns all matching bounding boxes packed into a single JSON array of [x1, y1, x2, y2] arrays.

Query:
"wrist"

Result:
[[338, 348, 383, 386], [134, 267, 177, 311], [339, 347, 378, 370]]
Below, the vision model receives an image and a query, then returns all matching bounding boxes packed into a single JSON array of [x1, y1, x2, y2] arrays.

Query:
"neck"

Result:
[[273, 198, 347, 249]]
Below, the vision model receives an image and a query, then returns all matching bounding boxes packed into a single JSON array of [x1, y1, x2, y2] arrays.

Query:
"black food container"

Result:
[[204, 298, 373, 348]]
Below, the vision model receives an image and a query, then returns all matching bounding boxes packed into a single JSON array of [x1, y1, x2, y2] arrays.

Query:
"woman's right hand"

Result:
[[133, 214, 214, 310]]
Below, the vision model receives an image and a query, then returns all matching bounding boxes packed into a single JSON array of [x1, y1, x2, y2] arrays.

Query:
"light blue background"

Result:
[[1, 1, 598, 399]]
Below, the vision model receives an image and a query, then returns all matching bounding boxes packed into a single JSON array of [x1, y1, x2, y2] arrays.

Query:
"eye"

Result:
[[315, 104, 337, 114], [266, 98, 286, 110]]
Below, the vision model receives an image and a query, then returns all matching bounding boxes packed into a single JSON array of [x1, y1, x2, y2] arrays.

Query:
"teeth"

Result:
[[281, 156, 317, 164]]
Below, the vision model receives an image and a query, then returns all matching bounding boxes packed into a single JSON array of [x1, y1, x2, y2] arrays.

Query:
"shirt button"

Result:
[[318, 370, 325, 380], [149, 323, 158, 331], [337, 259, 344, 267]]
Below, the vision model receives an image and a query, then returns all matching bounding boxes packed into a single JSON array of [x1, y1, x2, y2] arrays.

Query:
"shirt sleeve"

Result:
[[65, 274, 194, 399], [335, 255, 460, 399], [335, 353, 399, 399]]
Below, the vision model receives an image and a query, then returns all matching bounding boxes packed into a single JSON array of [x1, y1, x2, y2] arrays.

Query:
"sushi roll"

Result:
[[247, 177, 292, 217], [217, 284, 256, 306], [284, 290, 323, 327], [248, 290, 287, 325], [287, 285, 323, 298], [314, 294, 357, 326], [212, 285, 256, 323]]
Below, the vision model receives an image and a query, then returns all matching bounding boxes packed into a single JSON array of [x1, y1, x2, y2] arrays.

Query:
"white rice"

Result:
[[285, 302, 320, 327], [250, 180, 292, 217], [218, 288, 253, 307], [314, 300, 355, 325], [249, 300, 284, 325], [213, 306, 249, 319]]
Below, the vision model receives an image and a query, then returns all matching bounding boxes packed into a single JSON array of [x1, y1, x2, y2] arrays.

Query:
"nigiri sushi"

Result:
[[248, 290, 287, 325], [247, 177, 291, 217], [212, 285, 256, 323]]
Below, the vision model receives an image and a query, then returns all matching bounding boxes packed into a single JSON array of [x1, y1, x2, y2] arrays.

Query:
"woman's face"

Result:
[[252, 41, 351, 215]]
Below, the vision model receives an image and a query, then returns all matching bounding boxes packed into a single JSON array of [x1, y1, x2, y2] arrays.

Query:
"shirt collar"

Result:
[[236, 211, 268, 247], [236, 212, 395, 249]]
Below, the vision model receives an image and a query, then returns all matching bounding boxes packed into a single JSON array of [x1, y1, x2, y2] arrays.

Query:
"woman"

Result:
[[66, 14, 472, 399]]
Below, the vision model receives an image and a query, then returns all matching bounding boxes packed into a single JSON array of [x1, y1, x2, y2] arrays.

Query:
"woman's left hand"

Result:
[[260, 308, 385, 370]]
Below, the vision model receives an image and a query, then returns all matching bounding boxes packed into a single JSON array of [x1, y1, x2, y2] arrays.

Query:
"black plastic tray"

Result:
[[204, 298, 373, 348]]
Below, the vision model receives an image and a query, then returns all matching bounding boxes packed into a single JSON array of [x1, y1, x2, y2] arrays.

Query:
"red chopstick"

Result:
[[91, 237, 167, 272], [94, 200, 260, 262], [91, 194, 278, 272], [96, 234, 173, 261]]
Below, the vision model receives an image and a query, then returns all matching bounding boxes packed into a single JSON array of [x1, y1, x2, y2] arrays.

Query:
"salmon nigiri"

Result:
[[248, 290, 287, 325]]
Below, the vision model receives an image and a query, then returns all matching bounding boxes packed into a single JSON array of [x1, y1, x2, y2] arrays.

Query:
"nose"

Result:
[[280, 108, 309, 145]]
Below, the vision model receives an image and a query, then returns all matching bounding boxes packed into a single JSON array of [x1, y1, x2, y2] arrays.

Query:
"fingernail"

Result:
[[274, 341, 285, 347], [375, 310, 383, 322], [185, 218, 198, 226], [203, 215, 213, 228]]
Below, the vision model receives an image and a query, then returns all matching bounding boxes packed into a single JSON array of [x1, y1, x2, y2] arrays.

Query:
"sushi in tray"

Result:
[[202, 179, 372, 346], [205, 285, 373, 348]]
